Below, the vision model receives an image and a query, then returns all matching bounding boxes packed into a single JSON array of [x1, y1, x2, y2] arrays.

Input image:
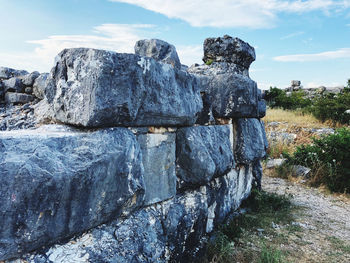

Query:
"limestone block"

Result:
[[33, 73, 49, 99], [3, 77, 25, 93], [45, 48, 202, 127], [0, 125, 145, 260], [135, 39, 181, 70], [233, 118, 267, 164], [5, 92, 34, 104], [176, 125, 234, 187], [137, 133, 176, 205], [203, 35, 256, 69]]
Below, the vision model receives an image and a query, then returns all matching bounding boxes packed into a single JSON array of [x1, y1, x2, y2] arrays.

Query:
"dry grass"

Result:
[[263, 108, 335, 128]]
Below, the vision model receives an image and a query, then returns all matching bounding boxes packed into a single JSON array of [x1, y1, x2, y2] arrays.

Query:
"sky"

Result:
[[0, 0, 350, 90]]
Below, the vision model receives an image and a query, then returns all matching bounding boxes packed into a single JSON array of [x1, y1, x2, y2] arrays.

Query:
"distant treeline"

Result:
[[264, 80, 350, 124]]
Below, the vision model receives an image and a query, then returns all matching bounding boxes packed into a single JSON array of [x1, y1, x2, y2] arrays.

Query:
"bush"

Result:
[[308, 90, 350, 124], [289, 128, 350, 193], [265, 87, 311, 110]]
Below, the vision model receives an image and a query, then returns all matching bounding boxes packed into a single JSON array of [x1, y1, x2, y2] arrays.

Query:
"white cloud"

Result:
[[305, 81, 342, 88], [110, 0, 350, 28], [176, 45, 203, 66], [274, 48, 350, 62], [0, 24, 157, 72], [280, 31, 305, 40]]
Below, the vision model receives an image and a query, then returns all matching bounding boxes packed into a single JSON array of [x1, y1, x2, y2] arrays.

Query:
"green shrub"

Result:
[[289, 128, 350, 193], [265, 87, 311, 110], [308, 90, 350, 124]]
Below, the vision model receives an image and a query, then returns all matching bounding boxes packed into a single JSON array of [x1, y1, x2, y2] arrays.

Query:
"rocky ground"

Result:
[[262, 172, 350, 262]]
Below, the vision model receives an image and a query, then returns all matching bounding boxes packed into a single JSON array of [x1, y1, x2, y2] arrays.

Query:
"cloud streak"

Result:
[[0, 24, 157, 72], [0, 23, 204, 72], [274, 48, 350, 62], [110, 0, 350, 28], [280, 31, 305, 40]]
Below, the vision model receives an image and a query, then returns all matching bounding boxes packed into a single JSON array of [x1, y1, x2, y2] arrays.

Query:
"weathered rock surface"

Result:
[[33, 73, 49, 100], [266, 158, 287, 169], [5, 92, 34, 104], [0, 67, 28, 80], [3, 77, 25, 93], [137, 133, 176, 205], [203, 35, 256, 69], [135, 39, 181, 70], [234, 118, 267, 164], [0, 125, 145, 260], [22, 71, 40, 87], [176, 125, 234, 186], [189, 63, 258, 118], [45, 48, 202, 127], [16, 165, 254, 263]]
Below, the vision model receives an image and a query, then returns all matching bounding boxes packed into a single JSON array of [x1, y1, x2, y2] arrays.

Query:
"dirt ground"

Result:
[[262, 175, 350, 263]]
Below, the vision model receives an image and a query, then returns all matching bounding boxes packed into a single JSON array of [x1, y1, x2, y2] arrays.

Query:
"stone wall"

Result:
[[0, 35, 267, 262]]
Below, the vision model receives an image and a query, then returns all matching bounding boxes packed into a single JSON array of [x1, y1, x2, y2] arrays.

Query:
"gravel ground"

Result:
[[262, 175, 350, 263]]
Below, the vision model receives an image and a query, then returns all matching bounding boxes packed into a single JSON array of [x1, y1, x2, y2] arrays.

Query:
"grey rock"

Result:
[[345, 109, 350, 114], [268, 131, 297, 145], [0, 67, 28, 80], [22, 71, 40, 86], [134, 39, 181, 70], [46, 48, 202, 127], [234, 118, 267, 164], [291, 80, 301, 87], [311, 128, 335, 136], [0, 82, 4, 100], [266, 158, 287, 169], [11, 164, 254, 263], [203, 35, 256, 69], [189, 63, 258, 118], [33, 98, 54, 124], [0, 126, 145, 260], [195, 92, 215, 125], [2, 77, 25, 93], [5, 92, 34, 104], [252, 160, 263, 190], [176, 125, 234, 186], [292, 165, 311, 178], [137, 133, 176, 205], [258, 99, 267, 118], [33, 73, 49, 99], [24, 87, 33, 94]]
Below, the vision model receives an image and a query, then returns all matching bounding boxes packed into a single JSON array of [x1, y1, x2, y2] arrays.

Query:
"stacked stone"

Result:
[[0, 36, 267, 262], [0, 67, 49, 130]]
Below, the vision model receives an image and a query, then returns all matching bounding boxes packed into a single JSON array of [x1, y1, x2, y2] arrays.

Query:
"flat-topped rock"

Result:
[[0, 67, 28, 80], [135, 39, 181, 70], [46, 48, 202, 127], [0, 125, 145, 260], [203, 35, 256, 69]]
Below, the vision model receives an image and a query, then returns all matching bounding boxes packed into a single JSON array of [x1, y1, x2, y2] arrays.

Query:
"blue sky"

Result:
[[1, 0, 350, 89]]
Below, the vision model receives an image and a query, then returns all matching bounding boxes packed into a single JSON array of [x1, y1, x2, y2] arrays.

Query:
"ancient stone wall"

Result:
[[0, 35, 267, 262]]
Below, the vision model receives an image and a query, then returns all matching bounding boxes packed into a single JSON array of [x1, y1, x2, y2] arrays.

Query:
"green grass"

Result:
[[204, 189, 295, 263], [327, 236, 350, 254]]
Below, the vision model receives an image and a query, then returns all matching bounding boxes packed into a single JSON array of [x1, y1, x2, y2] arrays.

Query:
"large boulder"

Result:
[[0, 125, 145, 260], [135, 39, 181, 70], [45, 48, 202, 127], [233, 118, 267, 164], [189, 63, 258, 118], [176, 125, 234, 187], [203, 35, 256, 69]]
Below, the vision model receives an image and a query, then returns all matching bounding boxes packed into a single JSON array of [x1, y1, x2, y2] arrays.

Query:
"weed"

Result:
[[259, 244, 288, 263], [205, 59, 214, 66]]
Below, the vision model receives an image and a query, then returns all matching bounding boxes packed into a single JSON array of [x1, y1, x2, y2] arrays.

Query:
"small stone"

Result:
[[266, 158, 287, 169], [2, 77, 25, 93], [22, 71, 40, 86], [25, 87, 33, 94], [33, 72, 48, 99], [5, 92, 34, 104], [292, 165, 311, 178]]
